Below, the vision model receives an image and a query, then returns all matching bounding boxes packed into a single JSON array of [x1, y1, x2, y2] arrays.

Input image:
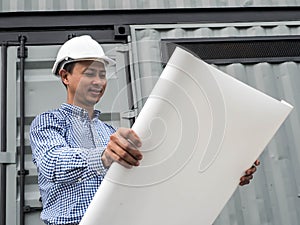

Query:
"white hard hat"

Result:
[[52, 35, 115, 75]]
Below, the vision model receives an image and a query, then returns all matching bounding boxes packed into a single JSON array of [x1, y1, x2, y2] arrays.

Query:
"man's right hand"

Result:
[[101, 128, 143, 169]]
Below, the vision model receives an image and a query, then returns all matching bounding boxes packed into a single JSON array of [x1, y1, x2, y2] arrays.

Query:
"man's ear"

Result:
[[59, 69, 69, 86]]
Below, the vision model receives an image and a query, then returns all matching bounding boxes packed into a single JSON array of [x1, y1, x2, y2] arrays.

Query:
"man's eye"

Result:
[[99, 72, 106, 78], [84, 72, 95, 77], [83, 71, 106, 78]]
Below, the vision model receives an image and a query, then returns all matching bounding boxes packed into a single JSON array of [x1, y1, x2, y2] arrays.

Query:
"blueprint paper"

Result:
[[79, 47, 293, 225]]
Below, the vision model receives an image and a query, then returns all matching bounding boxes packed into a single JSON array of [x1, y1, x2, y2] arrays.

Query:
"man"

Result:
[[30, 35, 258, 225]]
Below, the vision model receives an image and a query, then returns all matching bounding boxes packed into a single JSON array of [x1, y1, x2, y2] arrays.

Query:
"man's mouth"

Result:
[[90, 88, 102, 95]]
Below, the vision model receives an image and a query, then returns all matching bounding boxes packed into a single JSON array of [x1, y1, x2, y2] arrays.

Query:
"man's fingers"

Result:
[[239, 174, 253, 186], [246, 165, 257, 175], [239, 179, 250, 186], [106, 141, 140, 166], [115, 128, 143, 160], [117, 128, 142, 148], [103, 128, 143, 169], [110, 134, 142, 160], [245, 159, 260, 175], [254, 159, 260, 166], [239, 160, 260, 186], [104, 147, 134, 169]]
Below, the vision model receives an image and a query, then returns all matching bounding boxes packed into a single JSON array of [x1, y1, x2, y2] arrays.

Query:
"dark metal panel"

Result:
[[0, 26, 128, 46], [0, 7, 300, 32], [1, 7, 300, 45], [161, 35, 300, 64]]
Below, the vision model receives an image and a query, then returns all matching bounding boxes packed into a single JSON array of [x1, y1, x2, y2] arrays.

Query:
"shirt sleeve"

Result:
[[30, 112, 108, 184]]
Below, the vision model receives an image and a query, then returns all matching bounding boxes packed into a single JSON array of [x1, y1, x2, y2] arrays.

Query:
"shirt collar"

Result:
[[61, 103, 101, 120]]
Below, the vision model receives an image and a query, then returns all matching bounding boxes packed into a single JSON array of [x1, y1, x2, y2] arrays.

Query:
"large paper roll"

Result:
[[80, 47, 293, 225]]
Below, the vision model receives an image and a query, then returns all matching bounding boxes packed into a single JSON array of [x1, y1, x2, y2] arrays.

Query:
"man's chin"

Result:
[[88, 98, 101, 106]]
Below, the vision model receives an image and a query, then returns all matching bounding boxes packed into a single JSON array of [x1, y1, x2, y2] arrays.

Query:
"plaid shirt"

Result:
[[30, 103, 116, 225]]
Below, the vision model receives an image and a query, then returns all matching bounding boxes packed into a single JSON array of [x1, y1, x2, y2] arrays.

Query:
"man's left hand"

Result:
[[239, 160, 260, 186]]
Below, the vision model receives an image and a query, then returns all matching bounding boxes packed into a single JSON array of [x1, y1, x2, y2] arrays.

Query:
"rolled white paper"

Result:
[[80, 47, 293, 225]]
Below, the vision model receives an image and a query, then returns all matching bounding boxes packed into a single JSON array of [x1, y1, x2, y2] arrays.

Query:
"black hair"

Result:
[[63, 61, 76, 74], [57, 60, 76, 74], [58, 61, 76, 88]]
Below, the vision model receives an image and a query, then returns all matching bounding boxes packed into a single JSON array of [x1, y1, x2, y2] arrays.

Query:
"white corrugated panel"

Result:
[[129, 22, 300, 225], [0, 0, 300, 12]]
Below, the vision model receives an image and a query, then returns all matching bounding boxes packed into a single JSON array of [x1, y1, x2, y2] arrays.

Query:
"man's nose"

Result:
[[92, 75, 106, 84]]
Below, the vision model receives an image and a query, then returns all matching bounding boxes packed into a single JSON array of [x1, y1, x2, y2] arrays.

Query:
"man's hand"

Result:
[[101, 128, 143, 169], [239, 160, 260, 186]]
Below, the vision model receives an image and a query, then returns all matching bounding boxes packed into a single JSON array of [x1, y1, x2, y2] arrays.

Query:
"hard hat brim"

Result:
[[52, 56, 116, 76]]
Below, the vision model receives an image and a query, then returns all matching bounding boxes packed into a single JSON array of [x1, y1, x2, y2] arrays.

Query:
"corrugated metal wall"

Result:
[[129, 22, 300, 225], [0, 0, 300, 12]]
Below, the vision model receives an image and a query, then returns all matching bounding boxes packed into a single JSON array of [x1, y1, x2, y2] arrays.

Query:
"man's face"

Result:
[[64, 60, 107, 108]]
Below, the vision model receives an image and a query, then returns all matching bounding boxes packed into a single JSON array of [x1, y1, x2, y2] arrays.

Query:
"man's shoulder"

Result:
[[31, 107, 67, 126]]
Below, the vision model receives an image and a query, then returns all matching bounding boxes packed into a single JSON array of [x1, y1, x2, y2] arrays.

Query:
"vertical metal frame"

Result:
[[0, 42, 8, 225], [17, 35, 28, 225]]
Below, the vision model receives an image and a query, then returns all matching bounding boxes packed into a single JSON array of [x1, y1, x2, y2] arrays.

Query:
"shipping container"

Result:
[[0, 5, 300, 225]]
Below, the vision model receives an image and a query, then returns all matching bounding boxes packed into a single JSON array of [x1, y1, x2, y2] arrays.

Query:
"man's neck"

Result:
[[67, 100, 94, 119]]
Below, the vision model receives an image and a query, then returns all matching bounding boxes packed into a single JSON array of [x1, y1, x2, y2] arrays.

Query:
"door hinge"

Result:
[[23, 205, 43, 213], [121, 109, 138, 120]]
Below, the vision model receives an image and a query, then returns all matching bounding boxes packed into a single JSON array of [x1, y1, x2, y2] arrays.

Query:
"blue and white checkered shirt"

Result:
[[30, 103, 116, 225]]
